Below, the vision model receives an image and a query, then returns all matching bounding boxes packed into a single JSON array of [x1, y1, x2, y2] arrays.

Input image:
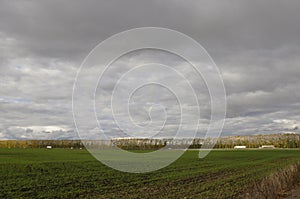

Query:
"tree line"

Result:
[[0, 133, 299, 149]]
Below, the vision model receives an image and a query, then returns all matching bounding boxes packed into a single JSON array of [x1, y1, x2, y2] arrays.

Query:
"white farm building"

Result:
[[234, 146, 246, 149], [259, 145, 275, 149]]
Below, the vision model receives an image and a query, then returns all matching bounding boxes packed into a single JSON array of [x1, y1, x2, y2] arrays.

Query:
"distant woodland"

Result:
[[0, 133, 299, 149]]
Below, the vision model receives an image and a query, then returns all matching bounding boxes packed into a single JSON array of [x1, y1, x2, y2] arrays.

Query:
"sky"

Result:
[[0, 0, 300, 140]]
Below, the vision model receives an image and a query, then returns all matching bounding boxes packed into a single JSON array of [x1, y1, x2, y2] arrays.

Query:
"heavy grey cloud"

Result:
[[0, 0, 300, 139]]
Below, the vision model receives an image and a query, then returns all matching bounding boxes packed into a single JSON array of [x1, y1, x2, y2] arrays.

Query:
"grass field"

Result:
[[1, 149, 300, 198]]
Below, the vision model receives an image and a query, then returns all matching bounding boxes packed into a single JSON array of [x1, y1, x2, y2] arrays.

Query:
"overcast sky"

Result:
[[0, 0, 300, 140]]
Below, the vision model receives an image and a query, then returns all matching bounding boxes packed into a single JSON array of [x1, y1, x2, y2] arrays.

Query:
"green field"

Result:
[[1, 149, 300, 198]]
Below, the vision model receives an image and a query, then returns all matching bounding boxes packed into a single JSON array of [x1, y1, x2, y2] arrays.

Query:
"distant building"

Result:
[[234, 146, 246, 149], [46, 145, 52, 149], [259, 145, 275, 149]]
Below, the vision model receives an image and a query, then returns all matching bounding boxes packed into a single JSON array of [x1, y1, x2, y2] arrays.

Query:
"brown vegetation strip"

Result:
[[241, 163, 300, 199]]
